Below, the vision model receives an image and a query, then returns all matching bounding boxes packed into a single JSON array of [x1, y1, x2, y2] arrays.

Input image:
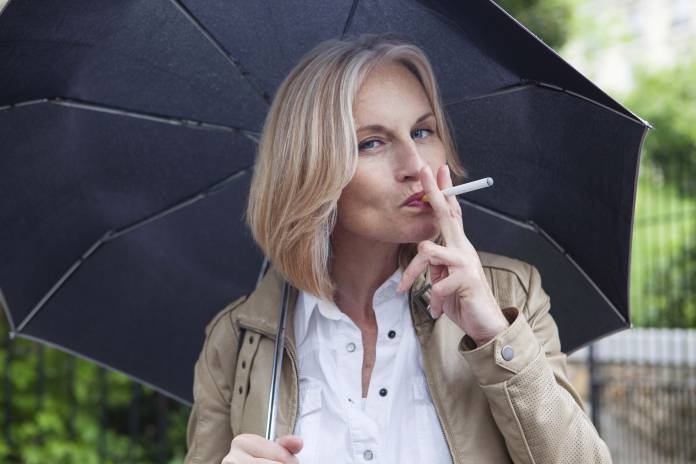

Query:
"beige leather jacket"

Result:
[[184, 251, 612, 463]]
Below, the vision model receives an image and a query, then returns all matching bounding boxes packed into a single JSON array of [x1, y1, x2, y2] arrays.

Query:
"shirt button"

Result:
[[379, 388, 388, 397], [363, 449, 374, 461], [501, 345, 515, 361], [387, 330, 396, 339], [346, 342, 357, 352]]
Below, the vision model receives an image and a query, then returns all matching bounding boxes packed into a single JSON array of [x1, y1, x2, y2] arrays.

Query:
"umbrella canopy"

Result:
[[0, 0, 649, 405]]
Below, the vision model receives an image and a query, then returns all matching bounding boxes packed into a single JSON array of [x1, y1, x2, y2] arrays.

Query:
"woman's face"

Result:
[[334, 61, 447, 246]]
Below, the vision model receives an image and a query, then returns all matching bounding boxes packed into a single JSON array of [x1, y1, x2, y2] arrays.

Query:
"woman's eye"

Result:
[[412, 128, 433, 139], [358, 139, 381, 151]]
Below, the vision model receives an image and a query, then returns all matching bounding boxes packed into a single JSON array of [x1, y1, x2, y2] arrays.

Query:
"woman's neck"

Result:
[[330, 231, 399, 324]]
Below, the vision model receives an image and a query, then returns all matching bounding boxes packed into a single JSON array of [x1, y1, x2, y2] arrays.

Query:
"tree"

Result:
[[495, 0, 578, 50]]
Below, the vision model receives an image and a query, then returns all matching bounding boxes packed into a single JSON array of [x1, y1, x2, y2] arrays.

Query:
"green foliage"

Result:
[[625, 60, 696, 328], [0, 315, 190, 463], [495, 0, 578, 49], [627, 61, 696, 197], [630, 171, 696, 328]]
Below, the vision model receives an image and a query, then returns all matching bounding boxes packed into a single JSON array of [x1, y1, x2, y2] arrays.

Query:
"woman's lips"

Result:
[[404, 199, 430, 208], [401, 190, 426, 206]]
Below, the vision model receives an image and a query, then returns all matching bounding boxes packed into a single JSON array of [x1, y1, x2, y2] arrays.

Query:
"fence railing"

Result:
[[570, 329, 696, 464], [570, 328, 696, 366], [0, 318, 190, 464]]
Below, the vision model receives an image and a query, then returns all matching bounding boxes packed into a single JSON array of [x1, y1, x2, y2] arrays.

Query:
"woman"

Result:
[[185, 33, 612, 464]]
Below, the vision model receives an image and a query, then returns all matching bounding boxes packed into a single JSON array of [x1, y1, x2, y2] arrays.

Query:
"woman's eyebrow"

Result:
[[356, 111, 434, 134]]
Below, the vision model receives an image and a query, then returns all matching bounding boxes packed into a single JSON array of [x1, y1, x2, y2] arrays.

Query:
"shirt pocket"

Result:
[[294, 381, 323, 464], [411, 376, 449, 463]]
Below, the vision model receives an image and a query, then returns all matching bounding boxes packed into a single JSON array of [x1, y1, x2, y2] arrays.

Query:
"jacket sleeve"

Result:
[[458, 264, 612, 464], [185, 298, 245, 464]]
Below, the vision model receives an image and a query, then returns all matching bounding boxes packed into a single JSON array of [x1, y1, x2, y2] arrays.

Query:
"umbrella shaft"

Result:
[[265, 281, 290, 440]]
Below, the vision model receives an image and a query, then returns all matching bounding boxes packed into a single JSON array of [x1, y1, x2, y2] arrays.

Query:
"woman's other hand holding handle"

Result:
[[222, 434, 303, 463]]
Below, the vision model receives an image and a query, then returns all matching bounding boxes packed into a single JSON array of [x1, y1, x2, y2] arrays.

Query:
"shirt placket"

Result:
[[330, 314, 379, 463]]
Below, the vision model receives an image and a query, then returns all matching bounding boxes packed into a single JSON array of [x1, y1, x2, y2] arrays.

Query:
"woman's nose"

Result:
[[396, 139, 426, 181]]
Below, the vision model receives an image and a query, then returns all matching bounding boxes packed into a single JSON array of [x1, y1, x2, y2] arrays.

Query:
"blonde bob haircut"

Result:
[[246, 33, 467, 301]]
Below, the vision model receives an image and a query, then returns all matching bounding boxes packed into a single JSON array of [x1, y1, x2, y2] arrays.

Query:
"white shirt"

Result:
[[292, 267, 452, 464]]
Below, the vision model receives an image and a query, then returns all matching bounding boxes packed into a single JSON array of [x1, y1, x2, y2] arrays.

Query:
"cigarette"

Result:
[[421, 177, 494, 202]]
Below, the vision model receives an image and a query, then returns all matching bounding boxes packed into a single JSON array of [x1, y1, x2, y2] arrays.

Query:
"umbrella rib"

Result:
[[481, 0, 647, 126], [256, 257, 270, 289], [14, 230, 114, 335], [13, 166, 253, 335], [561, 85, 652, 128], [0, 97, 261, 140], [529, 220, 628, 326], [445, 80, 650, 128], [457, 198, 628, 326], [0, 287, 16, 333], [11, 332, 193, 406], [0, 0, 13, 16], [107, 166, 253, 242], [341, 0, 360, 39], [457, 197, 535, 230], [168, 0, 271, 106], [444, 81, 536, 106]]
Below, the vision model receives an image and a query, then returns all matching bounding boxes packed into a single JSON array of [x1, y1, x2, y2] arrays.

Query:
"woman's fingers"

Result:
[[419, 165, 464, 248], [224, 433, 301, 464], [276, 435, 303, 455], [396, 241, 464, 293], [437, 164, 464, 225], [430, 272, 462, 318]]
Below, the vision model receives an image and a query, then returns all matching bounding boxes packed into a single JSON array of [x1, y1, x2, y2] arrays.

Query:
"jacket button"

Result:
[[346, 342, 357, 352], [387, 330, 396, 339], [379, 388, 388, 397], [363, 449, 374, 460], [501, 345, 514, 361]]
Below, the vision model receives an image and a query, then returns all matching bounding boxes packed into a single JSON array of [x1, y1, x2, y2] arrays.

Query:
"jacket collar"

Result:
[[234, 265, 433, 347]]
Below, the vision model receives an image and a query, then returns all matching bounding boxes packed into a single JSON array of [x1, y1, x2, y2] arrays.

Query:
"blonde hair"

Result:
[[245, 33, 466, 301]]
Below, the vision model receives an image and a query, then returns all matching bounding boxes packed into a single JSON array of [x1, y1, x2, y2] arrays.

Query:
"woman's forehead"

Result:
[[354, 62, 432, 128]]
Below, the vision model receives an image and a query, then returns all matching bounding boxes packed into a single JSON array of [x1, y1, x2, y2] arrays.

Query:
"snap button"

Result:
[[346, 342, 357, 353], [363, 449, 374, 460], [379, 388, 388, 397], [387, 330, 396, 339], [501, 345, 514, 361]]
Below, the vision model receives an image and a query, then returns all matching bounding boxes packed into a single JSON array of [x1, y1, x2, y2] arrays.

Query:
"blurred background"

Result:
[[1, 0, 694, 462]]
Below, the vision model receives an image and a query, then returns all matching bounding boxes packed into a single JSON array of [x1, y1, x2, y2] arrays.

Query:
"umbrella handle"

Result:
[[265, 280, 290, 440]]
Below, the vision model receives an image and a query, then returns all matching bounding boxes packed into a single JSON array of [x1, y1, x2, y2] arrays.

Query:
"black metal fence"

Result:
[[0, 320, 190, 464], [570, 329, 696, 464], [595, 362, 696, 463]]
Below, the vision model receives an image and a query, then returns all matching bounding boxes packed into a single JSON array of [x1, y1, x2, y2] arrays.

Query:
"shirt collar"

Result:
[[294, 267, 404, 347]]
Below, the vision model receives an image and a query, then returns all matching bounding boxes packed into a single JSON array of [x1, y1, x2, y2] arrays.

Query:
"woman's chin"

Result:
[[397, 223, 438, 243]]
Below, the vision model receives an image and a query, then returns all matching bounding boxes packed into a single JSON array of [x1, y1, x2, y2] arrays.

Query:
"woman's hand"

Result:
[[222, 434, 303, 464], [396, 164, 510, 346]]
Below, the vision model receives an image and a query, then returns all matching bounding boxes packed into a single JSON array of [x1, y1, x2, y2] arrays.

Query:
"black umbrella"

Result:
[[0, 0, 648, 407]]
